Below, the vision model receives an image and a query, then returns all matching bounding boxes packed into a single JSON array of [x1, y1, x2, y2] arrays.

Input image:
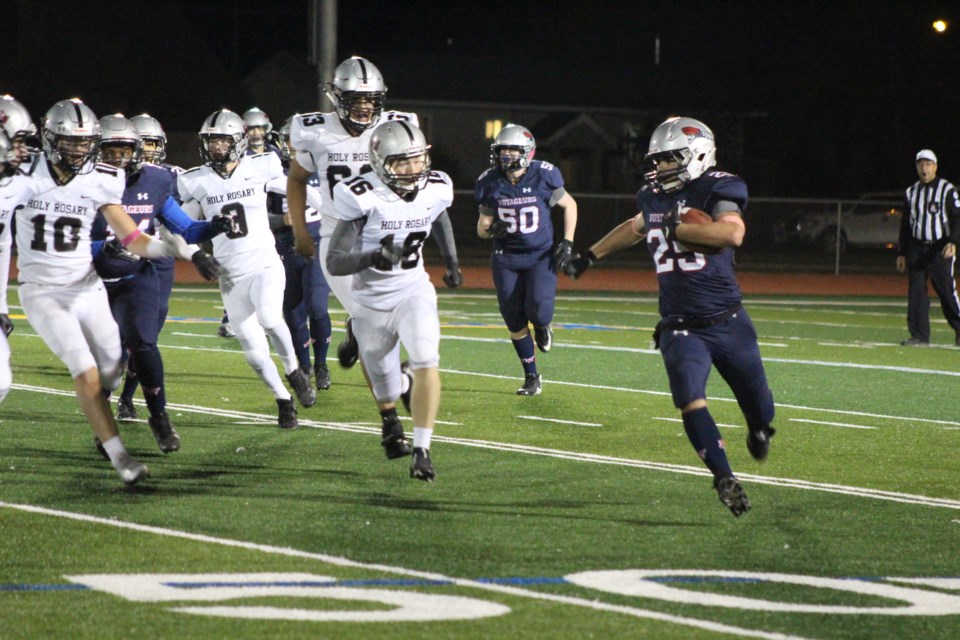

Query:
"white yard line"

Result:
[[789, 419, 878, 430]]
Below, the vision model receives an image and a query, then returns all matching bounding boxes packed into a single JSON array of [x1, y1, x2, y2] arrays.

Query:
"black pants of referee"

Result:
[[905, 238, 960, 343]]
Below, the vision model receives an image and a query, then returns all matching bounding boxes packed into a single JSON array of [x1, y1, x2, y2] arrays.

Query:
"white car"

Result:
[[775, 192, 902, 254]]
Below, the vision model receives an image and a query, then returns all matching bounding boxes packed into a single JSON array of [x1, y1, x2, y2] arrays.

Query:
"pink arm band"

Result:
[[120, 229, 142, 247]]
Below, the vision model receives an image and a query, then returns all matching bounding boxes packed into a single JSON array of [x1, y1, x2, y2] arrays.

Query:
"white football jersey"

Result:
[[177, 153, 285, 279], [14, 162, 123, 286], [290, 110, 419, 238], [333, 170, 453, 311], [1, 172, 53, 308]]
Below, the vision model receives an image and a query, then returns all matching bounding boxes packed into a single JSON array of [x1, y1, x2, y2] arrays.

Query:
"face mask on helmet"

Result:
[[490, 125, 536, 173], [243, 108, 272, 148], [198, 110, 247, 173], [326, 57, 387, 135], [41, 99, 102, 176], [643, 117, 716, 193], [370, 121, 431, 196], [277, 117, 293, 162], [131, 114, 167, 164]]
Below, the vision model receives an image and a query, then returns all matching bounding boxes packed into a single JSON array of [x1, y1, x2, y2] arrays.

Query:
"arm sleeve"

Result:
[[326, 218, 379, 276], [157, 196, 215, 244], [548, 187, 568, 207], [430, 210, 459, 267]]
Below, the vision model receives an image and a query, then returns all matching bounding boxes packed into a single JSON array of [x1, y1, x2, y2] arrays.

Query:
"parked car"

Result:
[[773, 192, 903, 254]]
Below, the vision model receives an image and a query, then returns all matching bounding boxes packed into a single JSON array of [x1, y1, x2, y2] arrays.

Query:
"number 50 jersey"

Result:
[[177, 153, 285, 279], [333, 170, 453, 311]]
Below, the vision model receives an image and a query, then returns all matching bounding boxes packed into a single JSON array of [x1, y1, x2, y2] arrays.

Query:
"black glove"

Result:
[[209, 215, 236, 237], [372, 234, 403, 270], [554, 239, 574, 273], [191, 250, 222, 281], [488, 217, 510, 239], [442, 261, 463, 288], [566, 249, 598, 280], [103, 238, 139, 262], [0, 313, 12, 337], [661, 204, 681, 242]]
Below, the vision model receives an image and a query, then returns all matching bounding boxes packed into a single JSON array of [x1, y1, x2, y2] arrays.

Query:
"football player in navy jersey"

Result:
[[476, 124, 578, 396], [91, 114, 227, 453], [566, 117, 776, 517], [267, 116, 334, 390]]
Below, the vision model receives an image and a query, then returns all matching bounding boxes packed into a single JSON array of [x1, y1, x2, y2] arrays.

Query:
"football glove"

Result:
[[661, 204, 681, 242], [0, 314, 12, 337], [103, 238, 139, 262], [372, 234, 403, 270], [191, 250, 222, 281], [442, 259, 463, 288], [209, 214, 236, 237], [488, 217, 510, 239], [554, 239, 574, 274], [565, 249, 598, 280]]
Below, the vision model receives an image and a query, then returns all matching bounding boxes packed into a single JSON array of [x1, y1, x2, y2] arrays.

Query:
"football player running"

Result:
[[91, 114, 226, 453], [287, 57, 430, 385], [12, 99, 198, 485], [268, 117, 334, 391], [0, 95, 42, 405], [475, 124, 578, 396], [326, 121, 460, 481], [177, 109, 316, 429], [565, 116, 777, 517]]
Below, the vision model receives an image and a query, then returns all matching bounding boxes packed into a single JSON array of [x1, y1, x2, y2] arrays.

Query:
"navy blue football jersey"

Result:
[[637, 170, 748, 319], [475, 160, 564, 254]]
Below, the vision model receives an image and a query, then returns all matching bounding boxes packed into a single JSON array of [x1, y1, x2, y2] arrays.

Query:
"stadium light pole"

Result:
[[309, 0, 338, 111]]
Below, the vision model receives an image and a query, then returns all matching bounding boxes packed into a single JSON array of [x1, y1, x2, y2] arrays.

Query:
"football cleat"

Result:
[[516, 373, 542, 396], [314, 362, 332, 391], [337, 317, 359, 368], [116, 456, 150, 486], [399, 361, 414, 413], [746, 426, 776, 462], [409, 447, 435, 482], [116, 397, 138, 421], [534, 324, 553, 353], [714, 476, 751, 517], [217, 322, 236, 338], [381, 415, 412, 459], [148, 413, 181, 453], [93, 437, 110, 461], [277, 398, 298, 429], [286, 368, 316, 408]]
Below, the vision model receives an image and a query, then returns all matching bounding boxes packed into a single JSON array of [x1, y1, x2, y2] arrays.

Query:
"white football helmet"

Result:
[[276, 115, 294, 161], [644, 116, 717, 193], [130, 113, 167, 164], [490, 124, 536, 172], [41, 98, 102, 176], [0, 130, 16, 182], [369, 120, 431, 195], [326, 56, 387, 135], [198, 109, 247, 172], [98, 114, 143, 174]]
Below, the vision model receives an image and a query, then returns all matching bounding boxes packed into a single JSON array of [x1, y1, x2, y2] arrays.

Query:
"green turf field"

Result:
[[1, 285, 959, 639]]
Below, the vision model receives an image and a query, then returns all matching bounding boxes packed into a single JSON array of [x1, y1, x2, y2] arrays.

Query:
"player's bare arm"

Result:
[[286, 157, 315, 259]]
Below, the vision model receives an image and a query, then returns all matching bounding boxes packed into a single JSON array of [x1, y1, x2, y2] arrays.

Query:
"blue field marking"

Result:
[[0, 583, 89, 592]]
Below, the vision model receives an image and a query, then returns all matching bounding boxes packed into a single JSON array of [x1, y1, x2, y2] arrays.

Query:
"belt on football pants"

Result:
[[652, 305, 743, 350]]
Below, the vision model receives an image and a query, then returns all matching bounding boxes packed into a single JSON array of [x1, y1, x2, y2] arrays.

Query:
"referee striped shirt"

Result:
[[901, 177, 960, 245]]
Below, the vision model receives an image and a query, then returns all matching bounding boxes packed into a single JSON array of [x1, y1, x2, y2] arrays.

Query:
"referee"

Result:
[[896, 149, 960, 346]]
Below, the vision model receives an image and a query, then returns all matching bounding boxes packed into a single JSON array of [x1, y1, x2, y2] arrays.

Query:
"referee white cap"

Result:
[[916, 149, 938, 163]]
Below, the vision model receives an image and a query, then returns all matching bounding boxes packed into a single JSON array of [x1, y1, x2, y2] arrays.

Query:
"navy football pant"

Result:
[[281, 247, 331, 369], [491, 249, 556, 332]]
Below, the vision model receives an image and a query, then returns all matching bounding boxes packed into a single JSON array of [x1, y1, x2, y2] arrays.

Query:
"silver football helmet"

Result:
[[243, 107, 272, 134], [198, 109, 247, 172], [369, 120, 431, 195], [41, 98, 102, 176], [644, 116, 717, 193], [325, 56, 387, 135], [130, 113, 167, 164], [98, 114, 143, 174], [0, 95, 39, 171], [490, 124, 536, 172], [276, 115, 294, 162], [0, 131, 16, 181]]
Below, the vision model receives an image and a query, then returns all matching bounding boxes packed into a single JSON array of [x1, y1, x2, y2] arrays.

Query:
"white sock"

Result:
[[101, 436, 129, 467], [400, 373, 411, 395], [413, 427, 433, 451]]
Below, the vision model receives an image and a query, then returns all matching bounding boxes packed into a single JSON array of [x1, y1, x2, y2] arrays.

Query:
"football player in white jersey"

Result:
[[13, 99, 196, 486], [177, 109, 317, 429], [326, 121, 460, 482], [287, 56, 422, 373]]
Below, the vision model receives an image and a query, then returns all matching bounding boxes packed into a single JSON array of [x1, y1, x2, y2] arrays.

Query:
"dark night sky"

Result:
[[3, 0, 959, 197]]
